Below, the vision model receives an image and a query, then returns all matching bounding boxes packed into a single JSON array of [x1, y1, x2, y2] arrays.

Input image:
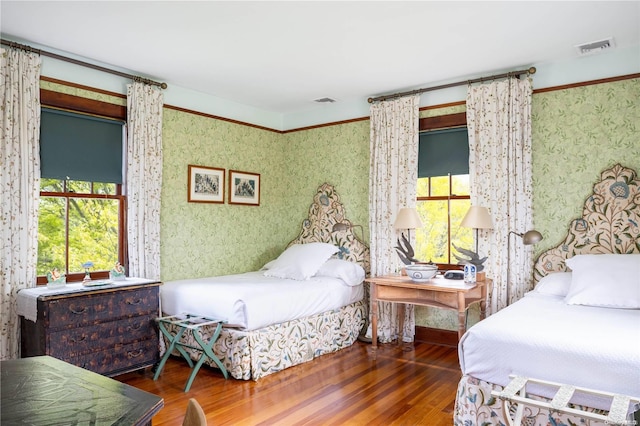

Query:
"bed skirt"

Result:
[[453, 375, 630, 426], [160, 299, 366, 380]]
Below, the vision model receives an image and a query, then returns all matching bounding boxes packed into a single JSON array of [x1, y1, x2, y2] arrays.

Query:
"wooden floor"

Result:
[[117, 341, 462, 426]]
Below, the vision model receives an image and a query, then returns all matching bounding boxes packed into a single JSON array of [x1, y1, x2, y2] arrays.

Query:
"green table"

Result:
[[2, 356, 163, 425], [154, 314, 228, 391]]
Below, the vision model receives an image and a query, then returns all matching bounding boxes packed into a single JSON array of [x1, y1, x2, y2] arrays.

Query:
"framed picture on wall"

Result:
[[228, 170, 260, 206], [188, 165, 225, 203]]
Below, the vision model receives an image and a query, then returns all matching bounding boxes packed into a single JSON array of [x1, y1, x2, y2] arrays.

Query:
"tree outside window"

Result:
[[37, 179, 123, 281], [414, 174, 471, 267]]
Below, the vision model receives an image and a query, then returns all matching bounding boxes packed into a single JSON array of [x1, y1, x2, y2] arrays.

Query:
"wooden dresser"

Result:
[[19, 278, 161, 377]]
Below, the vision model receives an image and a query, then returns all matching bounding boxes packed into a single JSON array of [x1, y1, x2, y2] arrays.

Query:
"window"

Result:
[[414, 114, 472, 268], [36, 101, 126, 284], [37, 179, 124, 282]]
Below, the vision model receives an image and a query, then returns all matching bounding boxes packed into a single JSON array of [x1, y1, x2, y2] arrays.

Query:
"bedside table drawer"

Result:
[[49, 315, 157, 357], [45, 287, 158, 329]]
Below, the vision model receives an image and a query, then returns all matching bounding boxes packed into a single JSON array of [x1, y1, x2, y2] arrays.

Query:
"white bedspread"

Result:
[[459, 292, 640, 406], [160, 272, 363, 331]]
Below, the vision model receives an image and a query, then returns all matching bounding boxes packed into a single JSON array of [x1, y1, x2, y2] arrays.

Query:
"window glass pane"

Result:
[[451, 174, 470, 196], [37, 197, 67, 275], [68, 198, 119, 273], [415, 200, 448, 263], [417, 178, 429, 197], [40, 178, 64, 192], [430, 176, 449, 197], [94, 182, 116, 195], [67, 180, 91, 194], [450, 199, 473, 259]]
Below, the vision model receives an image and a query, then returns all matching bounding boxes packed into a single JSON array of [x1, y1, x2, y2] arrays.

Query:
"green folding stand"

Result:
[[154, 314, 228, 391]]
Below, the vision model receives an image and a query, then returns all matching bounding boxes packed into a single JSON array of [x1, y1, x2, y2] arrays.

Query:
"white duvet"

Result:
[[459, 291, 640, 407], [160, 272, 363, 331]]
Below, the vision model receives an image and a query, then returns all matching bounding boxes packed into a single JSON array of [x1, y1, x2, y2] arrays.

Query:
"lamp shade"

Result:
[[510, 229, 543, 245], [393, 207, 423, 230], [522, 230, 543, 245], [460, 206, 493, 229]]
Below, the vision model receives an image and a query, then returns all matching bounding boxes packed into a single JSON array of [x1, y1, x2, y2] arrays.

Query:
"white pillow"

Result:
[[534, 272, 572, 297], [260, 259, 277, 271], [315, 259, 365, 286], [263, 243, 339, 281], [564, 254, 640, 309]]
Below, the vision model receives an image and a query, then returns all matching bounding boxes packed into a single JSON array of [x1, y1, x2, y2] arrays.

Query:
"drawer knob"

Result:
[[69, 306, 88, 315], [126, 298, 143, 305], [69, 335, 87, 343], [127, 323, 142, 331], [128, 349, 144, 359]]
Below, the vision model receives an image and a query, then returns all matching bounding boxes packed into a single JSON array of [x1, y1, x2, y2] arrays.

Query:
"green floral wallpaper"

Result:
[[161, 114, 373, 282], [532, 78, 640, 257], [160, 109, 288, 281], [281, 120, 370, 242]]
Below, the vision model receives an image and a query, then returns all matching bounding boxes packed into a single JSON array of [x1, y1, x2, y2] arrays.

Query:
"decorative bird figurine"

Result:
[[395, 233, 420, 265], [452, 244, 487, 271]]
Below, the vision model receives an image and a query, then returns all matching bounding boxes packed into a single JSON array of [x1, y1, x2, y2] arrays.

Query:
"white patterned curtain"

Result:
[[0, 47, 41, 359], [466, 77, 534, 313], [367, 95, 420, 343], [126, 82, 163, 280]]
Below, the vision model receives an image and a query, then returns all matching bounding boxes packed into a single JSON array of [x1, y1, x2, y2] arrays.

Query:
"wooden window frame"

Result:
[[417, 112, 469, 270], [37, 90, 127, 285]]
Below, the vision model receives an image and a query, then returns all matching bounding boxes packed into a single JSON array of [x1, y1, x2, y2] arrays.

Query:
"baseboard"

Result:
[[414, 326, 458, 347]]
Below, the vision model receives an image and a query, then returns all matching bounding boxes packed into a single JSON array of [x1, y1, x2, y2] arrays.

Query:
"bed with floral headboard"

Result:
[[533, 163, 640, 281], [159, 183, 370, 380], [454, 163, 640, 425]]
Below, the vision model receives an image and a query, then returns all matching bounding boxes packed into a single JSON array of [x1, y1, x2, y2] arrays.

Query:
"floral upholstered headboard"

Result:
[[533, 163, 640, 282], [288, 183, 370, 274]]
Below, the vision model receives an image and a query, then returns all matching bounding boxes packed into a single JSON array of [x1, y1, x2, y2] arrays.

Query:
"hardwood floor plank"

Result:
[[116, 341, 461, 425]]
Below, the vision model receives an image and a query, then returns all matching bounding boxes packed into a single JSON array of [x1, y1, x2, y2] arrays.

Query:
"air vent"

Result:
[[314, 97, 336, 103], [575, 37, 615, 56]]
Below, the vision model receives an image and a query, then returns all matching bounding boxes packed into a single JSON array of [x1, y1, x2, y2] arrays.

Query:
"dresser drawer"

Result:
[[62, 338, 159, 376], [44, 287, 158, 329], [48, 315, 157, 358]]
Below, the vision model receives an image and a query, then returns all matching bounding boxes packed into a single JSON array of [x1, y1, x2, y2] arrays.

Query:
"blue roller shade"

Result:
[[40, 108, 124, 183], [418, 127, 469, 178]]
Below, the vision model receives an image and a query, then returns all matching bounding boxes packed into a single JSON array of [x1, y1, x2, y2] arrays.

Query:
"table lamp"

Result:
[[393, 207, 424, 264], [460, 206, 494, 253]]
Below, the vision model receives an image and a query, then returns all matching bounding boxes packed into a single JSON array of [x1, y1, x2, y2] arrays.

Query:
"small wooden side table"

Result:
[[366, 274, 488, 348]]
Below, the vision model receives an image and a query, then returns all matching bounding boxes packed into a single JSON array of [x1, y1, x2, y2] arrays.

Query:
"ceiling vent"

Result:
[[575, 37, 615, 56], [314, 97, 336, 103]]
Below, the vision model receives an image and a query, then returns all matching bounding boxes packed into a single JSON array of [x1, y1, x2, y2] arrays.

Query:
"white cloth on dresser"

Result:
[[17, 278, 157, 322]]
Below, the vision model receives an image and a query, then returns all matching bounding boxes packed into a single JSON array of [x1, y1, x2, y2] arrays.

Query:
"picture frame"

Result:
[[228, 170, 260, 206], [188, 165, 225, 204]]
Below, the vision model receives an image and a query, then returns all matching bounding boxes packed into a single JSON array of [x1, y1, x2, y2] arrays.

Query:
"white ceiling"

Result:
[[2, 1, 639, 117]]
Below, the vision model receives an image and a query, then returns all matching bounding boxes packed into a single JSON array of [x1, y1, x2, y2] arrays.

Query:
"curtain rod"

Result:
[[368, 66, 536, 103], [1, 38, 168, 89]]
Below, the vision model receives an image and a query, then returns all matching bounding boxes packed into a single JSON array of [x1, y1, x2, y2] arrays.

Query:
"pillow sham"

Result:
[[315, 258, 365, 286], [564, 254, 640, 309], [533, 272, 572, 297], [260, 259, 276, 271], [263, 243, 339, 281]]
